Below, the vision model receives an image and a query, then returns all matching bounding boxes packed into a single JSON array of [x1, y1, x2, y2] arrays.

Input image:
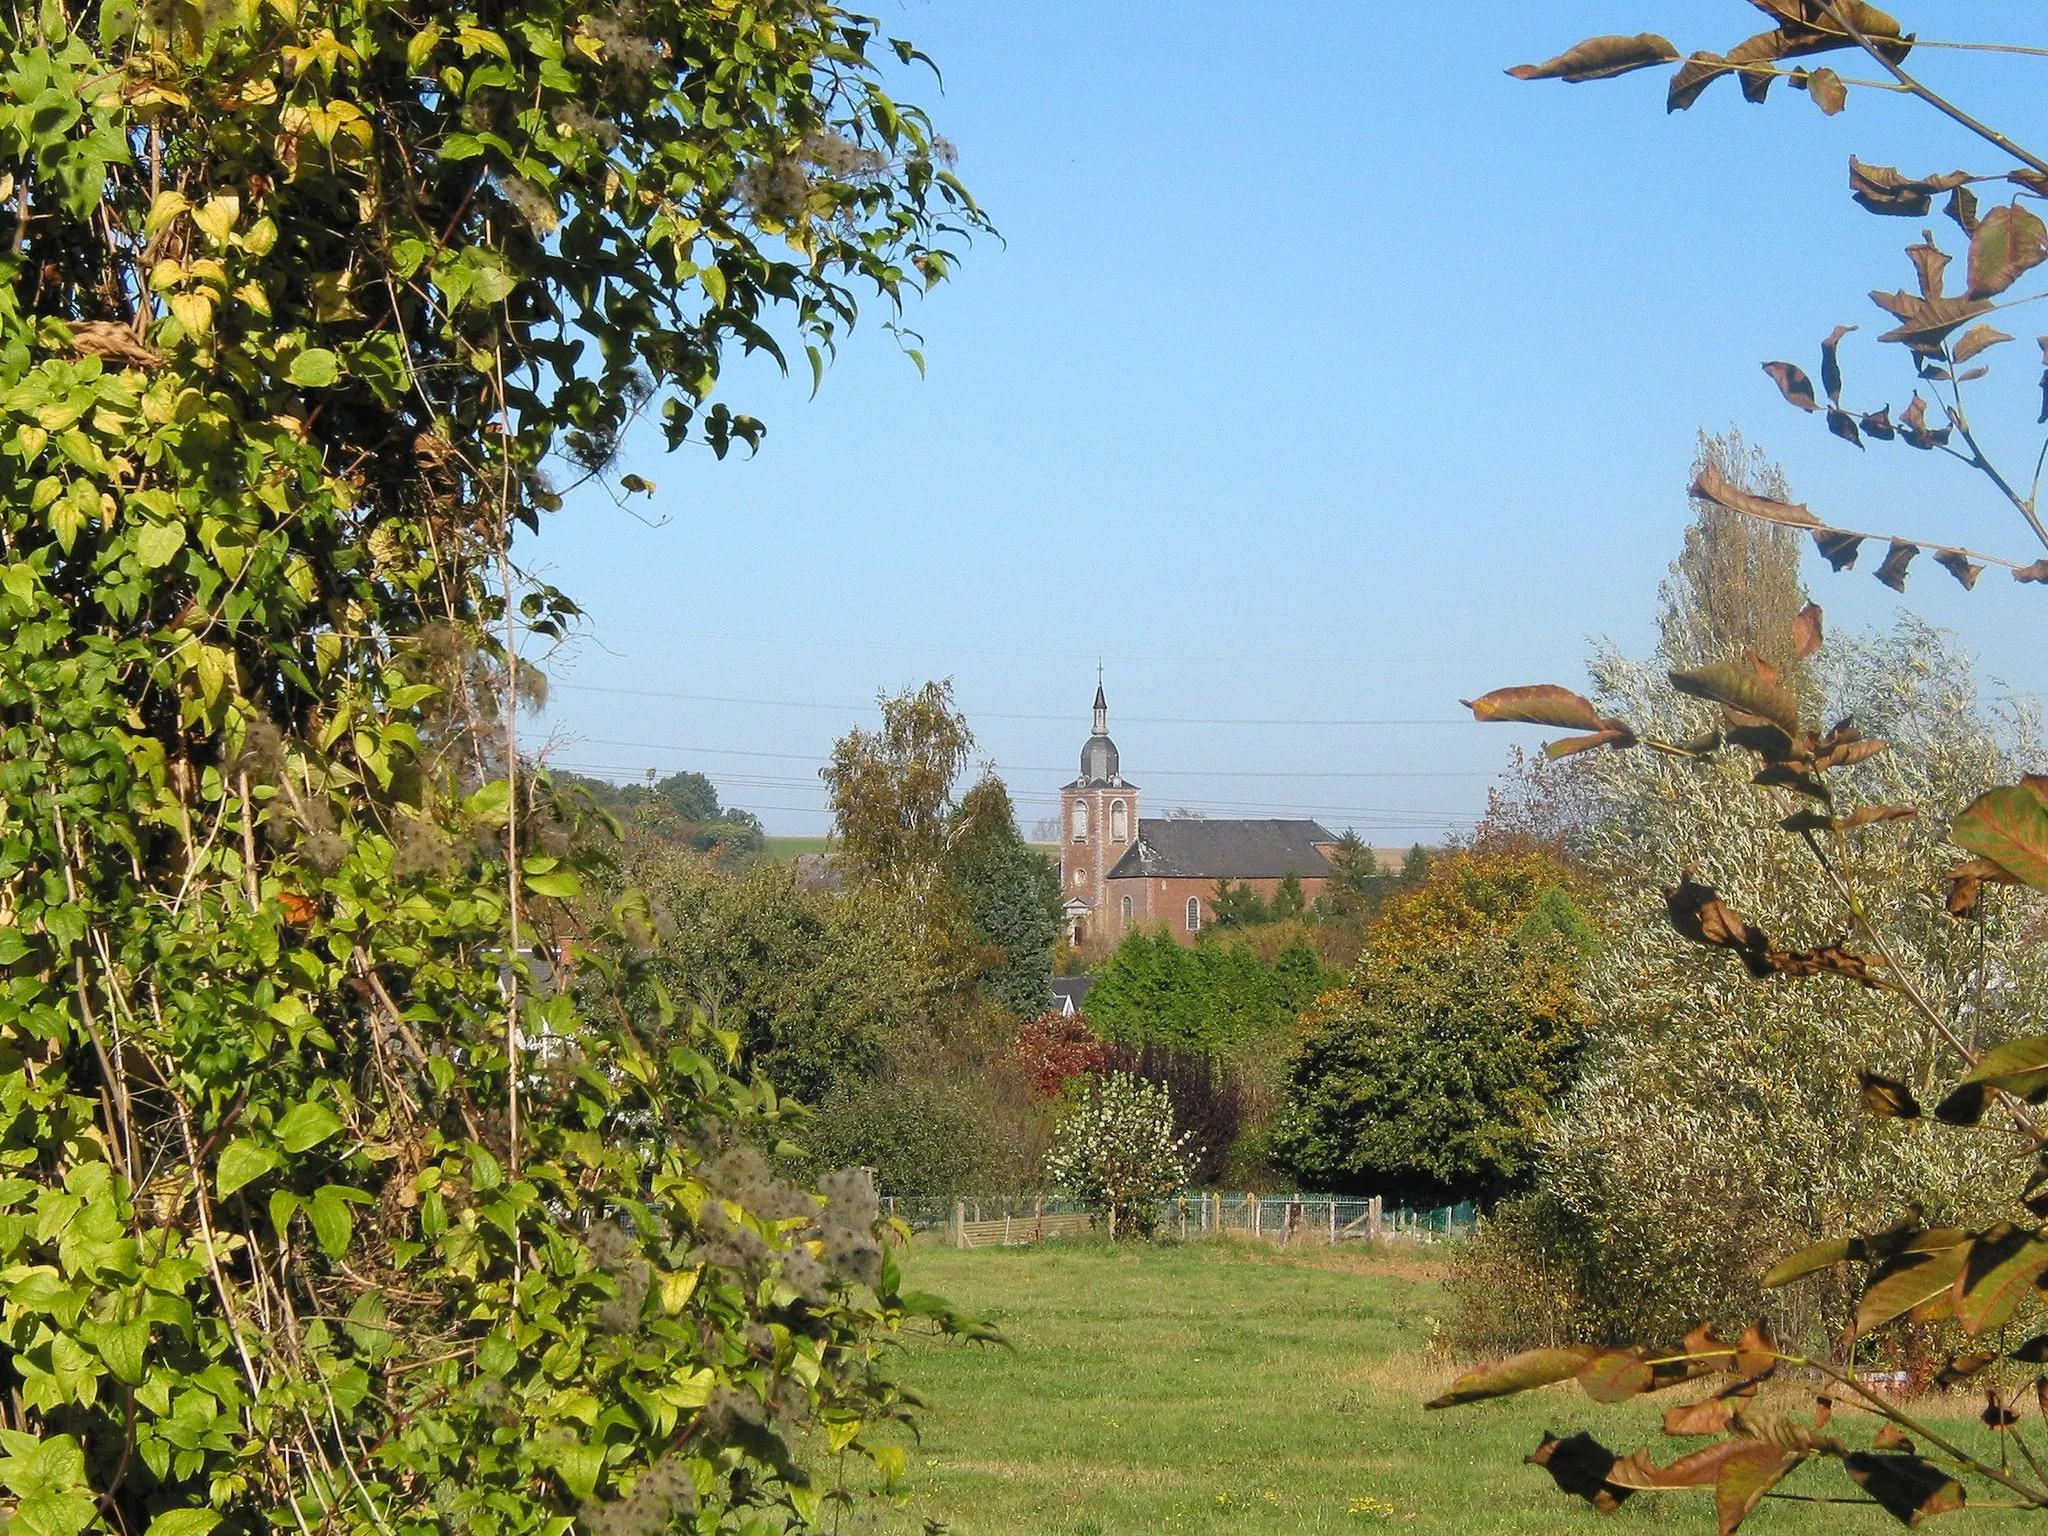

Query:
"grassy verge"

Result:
[[828, 1239, 2010, 1536]]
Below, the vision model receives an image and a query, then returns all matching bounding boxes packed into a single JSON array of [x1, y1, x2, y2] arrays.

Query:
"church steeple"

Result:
[[1080, 673, 1120, 785], [1092, 672, 1108, 736]]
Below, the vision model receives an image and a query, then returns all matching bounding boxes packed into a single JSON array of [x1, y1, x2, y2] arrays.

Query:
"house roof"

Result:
[[1106, 818, 1336, 881], [1050, 976, 1094, 1016]]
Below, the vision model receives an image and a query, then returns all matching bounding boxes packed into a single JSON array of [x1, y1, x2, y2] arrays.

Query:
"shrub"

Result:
[[1018, 1013, 1108, 1100], [1043, 1072, 1199, 1237], [1104, 1040, 1248, 1186]]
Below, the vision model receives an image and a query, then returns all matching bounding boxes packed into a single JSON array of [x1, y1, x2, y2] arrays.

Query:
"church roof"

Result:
[[1107, 818, 1336, 881]]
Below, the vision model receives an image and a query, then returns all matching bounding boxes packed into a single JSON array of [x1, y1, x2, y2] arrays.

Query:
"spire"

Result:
[[1092, 668, 1108, 735]]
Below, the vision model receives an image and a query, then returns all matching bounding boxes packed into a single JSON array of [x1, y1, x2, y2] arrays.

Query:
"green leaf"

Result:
[[145, 1511, 222, 1536], [1423, 1345, 1598, 1409], [82, 1317, 148, 1384], [1952, 786, 2048, 891], [1762, 1236, 1855, 1288], [215, 1138, 276, 1198], [548, 1442, 604, 1502], [307, 1186, 353, 1259], [1858, 1238, 1972, 1333], [1960, 1032, 2048, 1089], [275, 1100, 343, 1154], [134, 521, 185, 569], [268, 1190, 301, 1237], [286, 348, 340, 388], [524, 870, 582, 899]]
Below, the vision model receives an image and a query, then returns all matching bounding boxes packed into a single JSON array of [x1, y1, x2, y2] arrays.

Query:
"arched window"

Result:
[[1120, 895, 1133, 927], [1186, 897, 1201, 933], [1071, 800, 1089, 841], [1110, 799, 1128, 842]]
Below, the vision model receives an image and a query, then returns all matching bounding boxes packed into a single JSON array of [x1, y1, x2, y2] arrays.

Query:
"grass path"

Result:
[[838, 1240, 2010, 1536]]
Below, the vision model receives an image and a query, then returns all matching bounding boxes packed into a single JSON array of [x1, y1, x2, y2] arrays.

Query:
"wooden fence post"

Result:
[[1328, 1200, 1337, 1244], [1034, 1193, 1044, 1243], [1249, 1192, 1260, 1240], [953, 1199, 966, 1250], [1368, 1195, 1382, 1241]]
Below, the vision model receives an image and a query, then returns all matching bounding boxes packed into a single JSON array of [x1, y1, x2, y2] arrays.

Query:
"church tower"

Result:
[[1059, 678, 1139, 945]]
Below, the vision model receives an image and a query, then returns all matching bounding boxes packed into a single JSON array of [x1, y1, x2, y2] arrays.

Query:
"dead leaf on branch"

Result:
[[1946, 185, 1980, 236], [2014, 558, 2048, 583], [1424, 1345, 1599, 1408], [1851, 157, 1972, 217], [1815, 529, 1864, 569], [1669, 658, 1802, 736], [1664, 1396, 1736, 1437], [1983, 1388, 2020, 1430], [1826, 408, 1862, 446], [1875, 540, 1919, 591], [1934, 549, 1983, 589], [68, 320, 166, 368], [1761, 360, 1820, 412], [1762, 944, 1887, 987], [1949, 323, 2012, 362], [1526, 1431, 1635, 1512], [1860, 405, 1896, 439], [1792, 601, 1824, 657], [1898, 394, 1951, 449], [1753, 762, 1830, 800], [1819, 326, 1854, 403], [1507, 33, 1680, 82], [1951, 785, 2048, 892], [1543, 728, 1636, 759], [1860, 1070, 1921, 1119], [1905, 229, 1949, 299], [1967, 202, 2048, 298], [1841, 805, 1915, 828], [1876, 293, 1994, 352], [1841, 1451, 1966, 1525], [1803, 65, 1846, 114], [1691, 464, 1819, 529], [1666, 878, 1774, 978]]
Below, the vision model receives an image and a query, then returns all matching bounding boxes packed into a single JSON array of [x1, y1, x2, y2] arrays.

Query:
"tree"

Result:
[[1274, 850, 1595, 1202], [1442, 10, 2048, 1524], [0, 0, 989, 1530], [1083, 928, 1299, 1050], [823, 679, 981, 899], [1658, 430, 1811, 682], [1042, 1072, 1198, 1237], [949, 776, 1061, 1018], [1209, 878, 1272, 928]]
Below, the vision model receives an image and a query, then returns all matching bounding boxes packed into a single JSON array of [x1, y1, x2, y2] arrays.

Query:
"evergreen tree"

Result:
[[950, 777, 1060, 1018]]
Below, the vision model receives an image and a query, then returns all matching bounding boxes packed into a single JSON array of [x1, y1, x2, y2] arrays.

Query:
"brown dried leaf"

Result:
[[1932, 1351, 1998, 1389], [1860, 1070, 1922, 1119], [1874, 1423, 1916, 1453], [2010, 1336, 2048, 1364], [1761, 360, 1820, 412], [1858, 1240, 1972, 1332], [1805, 65, 1845, 114], [1763, 944, 1888, 987], [1950, 323, 2012, 362], [1953, 1226, 2048, 1337], [1607, 1438, 1776, 1491], [1507, 33, 1680, 82], [2014, 559, 2048, 583], [1753, 762, 1829, 800], [1463, 684, 1606, 731], [1819, 325, 1855, 403], [1935, 549, 1983, 589], [1876, 540, 1919, 591], [1543, 729, 1635, 759], [1946, 185, 1980, 236], [1668, 50, 1731, 111], [1526, 1431, 1634, 1512], [68, 319, 165, 368], [1825, 408, 1862, 446], [1877, 294, 1994, 350], [1851, 157, 1973, 217], [1842, 1451, 1966, 1524], [1731, 722, 1799, 761], [1906, 229, 1949, 299], [1860, 405, 1896, 439], [1663, 1396, 1736, 1437], [1691, 463, 1820, 529], [1579, 1348, 1656, 1403], [1985, 1388, 2020, 1430], [1898, 394, 1953, 449], [1968, 202, 2048, 298], [1814, 529, 1864, 569], [1716, 1444, 1805, 1536], [1735, 1320, 1776, 1379], [1792, 601, 1824, 657], [1812, 736, 1888, 770]]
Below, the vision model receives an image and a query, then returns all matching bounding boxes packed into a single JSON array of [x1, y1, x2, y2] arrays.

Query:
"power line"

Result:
[[566, 734, 1491, 779], [550, 681, 1478, 727]]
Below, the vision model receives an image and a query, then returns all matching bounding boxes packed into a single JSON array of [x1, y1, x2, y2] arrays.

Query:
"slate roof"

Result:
[[1106, 818, 1336, 881], [1050, 976, 1095, 1016]]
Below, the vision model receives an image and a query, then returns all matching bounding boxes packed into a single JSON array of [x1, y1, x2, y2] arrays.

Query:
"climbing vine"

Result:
[[0, 0, 985, 1533]]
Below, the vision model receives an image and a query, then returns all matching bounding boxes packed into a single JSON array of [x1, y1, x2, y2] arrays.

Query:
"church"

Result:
[[1059, 683, 1337, 947]]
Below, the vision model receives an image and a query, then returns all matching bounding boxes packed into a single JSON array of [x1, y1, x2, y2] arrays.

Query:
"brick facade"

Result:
[[1058, 685, 1333, 948]]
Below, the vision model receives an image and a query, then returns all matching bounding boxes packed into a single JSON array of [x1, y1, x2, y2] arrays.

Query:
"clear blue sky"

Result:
[[528, 3, 2048, 840]]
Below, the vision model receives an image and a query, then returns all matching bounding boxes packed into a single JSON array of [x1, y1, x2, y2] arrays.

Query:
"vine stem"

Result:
[[1827, 3, 2048, 178]]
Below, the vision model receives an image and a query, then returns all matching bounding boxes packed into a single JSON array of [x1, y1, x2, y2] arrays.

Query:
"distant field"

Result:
[[833, 1240, 1964, 1536], [761, 836, 832, 861]]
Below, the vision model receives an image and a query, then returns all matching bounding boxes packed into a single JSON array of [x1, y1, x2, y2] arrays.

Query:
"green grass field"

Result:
[[835, 1240, 2010, 1536]]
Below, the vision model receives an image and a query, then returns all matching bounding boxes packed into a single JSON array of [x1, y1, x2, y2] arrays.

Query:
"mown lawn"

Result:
[[830, 1239, 2023, 1536]]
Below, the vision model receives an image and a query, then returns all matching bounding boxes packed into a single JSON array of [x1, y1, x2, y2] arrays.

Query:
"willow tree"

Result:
[[0, 2, 985, 1534]]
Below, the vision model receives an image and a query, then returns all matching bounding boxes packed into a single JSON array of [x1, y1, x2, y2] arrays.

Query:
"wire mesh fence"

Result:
[[881, 1192, 1478, 1249]]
